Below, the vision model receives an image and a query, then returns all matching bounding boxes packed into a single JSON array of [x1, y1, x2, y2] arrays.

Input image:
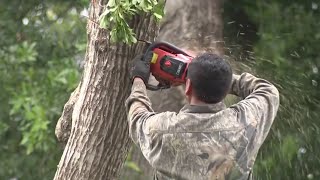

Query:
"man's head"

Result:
[[185, 53, 232, 104]]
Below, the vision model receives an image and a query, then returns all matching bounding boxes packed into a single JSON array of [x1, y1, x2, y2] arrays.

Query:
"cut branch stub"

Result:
[[55, 82, 81, 145]]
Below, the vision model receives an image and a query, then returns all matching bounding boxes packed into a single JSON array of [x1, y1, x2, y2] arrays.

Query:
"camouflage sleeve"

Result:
[[230, 73, 280, 144], [125, 79, 175, 161], [125, 79, 155, 145]]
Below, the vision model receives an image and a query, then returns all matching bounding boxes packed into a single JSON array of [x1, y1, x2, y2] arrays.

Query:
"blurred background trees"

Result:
[[0, 0, 319, 179], [224, 1, 320, 179], [0, 0, 86, 179]]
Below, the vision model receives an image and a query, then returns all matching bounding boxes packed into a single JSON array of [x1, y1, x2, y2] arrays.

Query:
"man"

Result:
[[126, 53, 279, 180]]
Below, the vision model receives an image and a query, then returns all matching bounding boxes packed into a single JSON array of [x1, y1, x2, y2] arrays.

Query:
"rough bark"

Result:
[[121, 0, 224, 179], [160, 0, 224, 55], [55, 82, 81, 145], [54, 1, 159, 179]]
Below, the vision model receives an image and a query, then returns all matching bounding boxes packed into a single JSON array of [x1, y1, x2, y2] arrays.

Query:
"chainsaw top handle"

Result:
[[145, 83, 170, 91], [143, 41, 191, 62]]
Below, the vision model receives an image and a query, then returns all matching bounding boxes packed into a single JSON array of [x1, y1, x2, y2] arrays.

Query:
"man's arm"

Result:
[[125, 78, 155, 145], [125, 78, 176, 165], [230, 73, 280, 143], [125, 54, 176, 166]]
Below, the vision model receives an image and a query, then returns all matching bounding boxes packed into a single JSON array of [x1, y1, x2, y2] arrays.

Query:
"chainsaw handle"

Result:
[[143, 41, 191, 61], [146, 83, 170, 91]]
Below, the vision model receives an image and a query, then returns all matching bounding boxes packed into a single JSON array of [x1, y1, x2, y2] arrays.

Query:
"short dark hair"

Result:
[[187, 53, 232, 104]]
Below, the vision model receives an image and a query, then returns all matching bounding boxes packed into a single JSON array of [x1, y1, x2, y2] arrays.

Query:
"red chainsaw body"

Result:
[[150, 47, 194, 86]]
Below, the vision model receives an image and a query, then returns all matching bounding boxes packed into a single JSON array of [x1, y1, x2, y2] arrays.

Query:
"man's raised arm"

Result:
[[230, 73, 280, 143]]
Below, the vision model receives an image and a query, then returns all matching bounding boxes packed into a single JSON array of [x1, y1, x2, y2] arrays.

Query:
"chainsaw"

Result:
[[143, 41, 194, 91]]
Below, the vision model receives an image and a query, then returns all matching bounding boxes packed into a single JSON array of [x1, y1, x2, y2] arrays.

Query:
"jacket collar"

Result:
[[180, 102, 226, 113]]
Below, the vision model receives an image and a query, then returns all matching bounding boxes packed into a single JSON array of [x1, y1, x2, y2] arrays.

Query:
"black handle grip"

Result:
[[146, 83, 170, 91]]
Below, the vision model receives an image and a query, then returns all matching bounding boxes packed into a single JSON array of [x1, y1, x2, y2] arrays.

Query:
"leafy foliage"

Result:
[[0, 0, 87, 179], [99, 0, 165, 43]]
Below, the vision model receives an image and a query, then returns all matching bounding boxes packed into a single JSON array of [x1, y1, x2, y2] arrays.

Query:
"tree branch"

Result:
[[55, 82, 81, 145]]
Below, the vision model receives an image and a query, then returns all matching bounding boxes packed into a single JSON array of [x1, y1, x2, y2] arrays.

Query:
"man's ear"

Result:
[[185, 78, 192, 96]]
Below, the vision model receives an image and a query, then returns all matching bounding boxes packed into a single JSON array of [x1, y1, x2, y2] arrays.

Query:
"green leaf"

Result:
[[107, 0, 116, 7], [99, 16, 108, 28], [125, 161, 141, 173], [153, 12, 162, 19], [110, 29, 117, 42], [153, 0, 165, 20], [130, 35, 137, 44], [132, 0, 140, 5], [99, 8, 111, 28], [9, 97, 24, 115], [0, 122, 9, 136]]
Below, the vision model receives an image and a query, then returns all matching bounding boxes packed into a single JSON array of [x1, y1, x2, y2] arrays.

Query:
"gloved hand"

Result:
[[129, 53, 152, 84]]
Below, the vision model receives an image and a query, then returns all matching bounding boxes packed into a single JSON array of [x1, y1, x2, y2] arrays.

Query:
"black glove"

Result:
[[129, 53, 152, 84]]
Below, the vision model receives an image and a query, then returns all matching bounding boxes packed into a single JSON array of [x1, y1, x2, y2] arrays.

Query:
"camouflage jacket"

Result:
[[125, 73, 279, 180]]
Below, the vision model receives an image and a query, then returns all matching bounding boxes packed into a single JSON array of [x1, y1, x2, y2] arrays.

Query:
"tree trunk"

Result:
[[54, 1, 159, 179], [160, 0, 224, 54], [121, 0, 224, 179]]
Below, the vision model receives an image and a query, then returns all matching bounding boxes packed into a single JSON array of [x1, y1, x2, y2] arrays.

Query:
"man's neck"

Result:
[[189, 97, 208, 106]]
